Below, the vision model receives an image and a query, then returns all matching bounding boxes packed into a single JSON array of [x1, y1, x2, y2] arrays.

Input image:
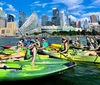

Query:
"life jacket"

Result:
[[60, 42, 69, 53]]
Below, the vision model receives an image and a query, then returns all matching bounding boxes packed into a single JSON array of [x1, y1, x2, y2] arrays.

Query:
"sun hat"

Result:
[[30, 39, 35, 43], [18, 41, 23, 44], [62, 36, 66, 40]]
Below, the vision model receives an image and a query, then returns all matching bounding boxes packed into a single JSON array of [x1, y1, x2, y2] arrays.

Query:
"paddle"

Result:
[[0, 65, 22, 70], [60, 52, 74, 63]]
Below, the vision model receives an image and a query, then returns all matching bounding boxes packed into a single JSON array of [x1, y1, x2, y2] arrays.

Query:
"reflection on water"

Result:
[[0, 36, 100, 85]]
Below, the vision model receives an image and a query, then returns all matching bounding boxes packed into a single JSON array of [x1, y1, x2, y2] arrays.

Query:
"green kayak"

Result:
[[0, 61, 76, 81]]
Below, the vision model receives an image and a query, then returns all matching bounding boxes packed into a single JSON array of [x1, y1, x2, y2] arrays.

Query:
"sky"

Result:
[[0, 0, 100, 24]]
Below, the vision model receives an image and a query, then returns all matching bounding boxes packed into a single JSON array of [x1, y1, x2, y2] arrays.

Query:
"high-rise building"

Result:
[[61, 11, 66, 26], [0, 8, 5, 18], [78, 21, 81, 28], [7, 14, 14, 22], [0, 17, 6, 28], [98, 15, 100, 25], [19, 11, 26, 28], [41, 14, 48, 26], [90, 15, 97, 23], [65, 8, 69, 26], [68, 18, 71, 26], [0, 8, 6, 28], [52, 8, 60, 26]]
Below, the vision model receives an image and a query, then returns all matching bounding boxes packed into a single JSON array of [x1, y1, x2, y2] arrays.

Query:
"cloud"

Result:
[[37, 10, 41, 13], [92, 0, 100, 6], [71, 10, 85, 16], [68, 15, 77, 21], [0, 7, 3, 10], [86, 6, 96, 9], [78, 17, 89, 22], [9, 14, 16, 18], [0, 2, 5, 6], [6, 4, 16, 12], [82, 12, 100, 17], [30, 2, 48, 8], [53, 0, 83, 7], [68, 5, 84, 10], [48, 10, 52, 13], [34, 1, 40, 4]]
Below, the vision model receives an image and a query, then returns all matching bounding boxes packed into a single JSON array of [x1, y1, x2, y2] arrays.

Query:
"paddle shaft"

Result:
[[60, 53, 73, 62]]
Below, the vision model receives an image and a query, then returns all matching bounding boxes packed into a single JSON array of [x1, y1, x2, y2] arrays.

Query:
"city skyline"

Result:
[[0, 0, 100, 24]]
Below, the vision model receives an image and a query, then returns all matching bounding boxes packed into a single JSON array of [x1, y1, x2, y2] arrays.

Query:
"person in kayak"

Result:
[[28, 39, 37, 67], [25, 37, 31, 48], [67, 36, 73, 45], [40, 37, 49, 50], [73, 36, 81, 47], [9, 41, 26, 60], [85, 36, 91, 49], [35, 37, 41, 49], [60, 37, 68, 53]]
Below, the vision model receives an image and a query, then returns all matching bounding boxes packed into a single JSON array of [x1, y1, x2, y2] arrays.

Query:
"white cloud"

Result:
[[30, 2, 48, 8], [71, 10, 85, 16], [10, 14, 16, 18], [53, 0, 83, 7], [48, 10, 52, 12], [86, 6, 96, 9], [68, 5, 84, 10], [0, 7, 3, 10], [78, 17, 89, 22], [6, 4, 16, 12], [0, 2, 5, 6], [34, 1, 40, 4], [37, 10, 41, 13], [42, 3, 48, 8], [68, 15, 77, 21], [82, 12, 100, 17], [92, 0, 100, 6]]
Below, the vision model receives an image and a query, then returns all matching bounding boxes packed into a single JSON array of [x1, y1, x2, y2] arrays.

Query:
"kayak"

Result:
[[0, 61, 76, 81], [48, 49, 100, 63], [0, 53, 71, 65]]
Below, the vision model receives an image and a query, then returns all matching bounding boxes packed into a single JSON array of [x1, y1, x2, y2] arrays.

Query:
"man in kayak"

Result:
[[40, 37, 49, 50], [25, 37, 31, 47]]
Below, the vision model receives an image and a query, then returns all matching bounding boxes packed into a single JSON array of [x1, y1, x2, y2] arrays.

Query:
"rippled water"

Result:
[[0, 36, 100, 85]]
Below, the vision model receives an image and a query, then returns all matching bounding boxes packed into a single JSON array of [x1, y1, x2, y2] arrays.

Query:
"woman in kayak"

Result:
[[60, 37, 68, 53], [28, 39, 37, 67], [9, 41, 26, 60]]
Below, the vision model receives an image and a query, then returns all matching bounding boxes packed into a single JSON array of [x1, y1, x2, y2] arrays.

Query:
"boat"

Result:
[[39, 44, 100, 63], [47, 49, 100, 63], [0, 59, 76, 81]]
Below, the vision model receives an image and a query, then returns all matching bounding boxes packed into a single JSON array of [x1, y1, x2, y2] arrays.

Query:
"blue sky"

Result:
[[0, 0, 100, 24]]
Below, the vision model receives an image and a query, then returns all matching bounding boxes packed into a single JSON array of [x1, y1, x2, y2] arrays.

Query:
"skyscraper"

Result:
[[0, 8, 6, 28], [52, 8, 60, 26], [7, 14, 14, 22], [0, 8, 5, 18], [90, 15, 97, 23], [61, 11, 66, 26], [98, 15, 100, 25], [19, 11, 26, 28], [78, 21, 81, 28], [41, 14, 48, 26]]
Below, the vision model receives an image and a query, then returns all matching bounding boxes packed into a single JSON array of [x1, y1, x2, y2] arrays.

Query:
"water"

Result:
[[0, 36, 100, 85]]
